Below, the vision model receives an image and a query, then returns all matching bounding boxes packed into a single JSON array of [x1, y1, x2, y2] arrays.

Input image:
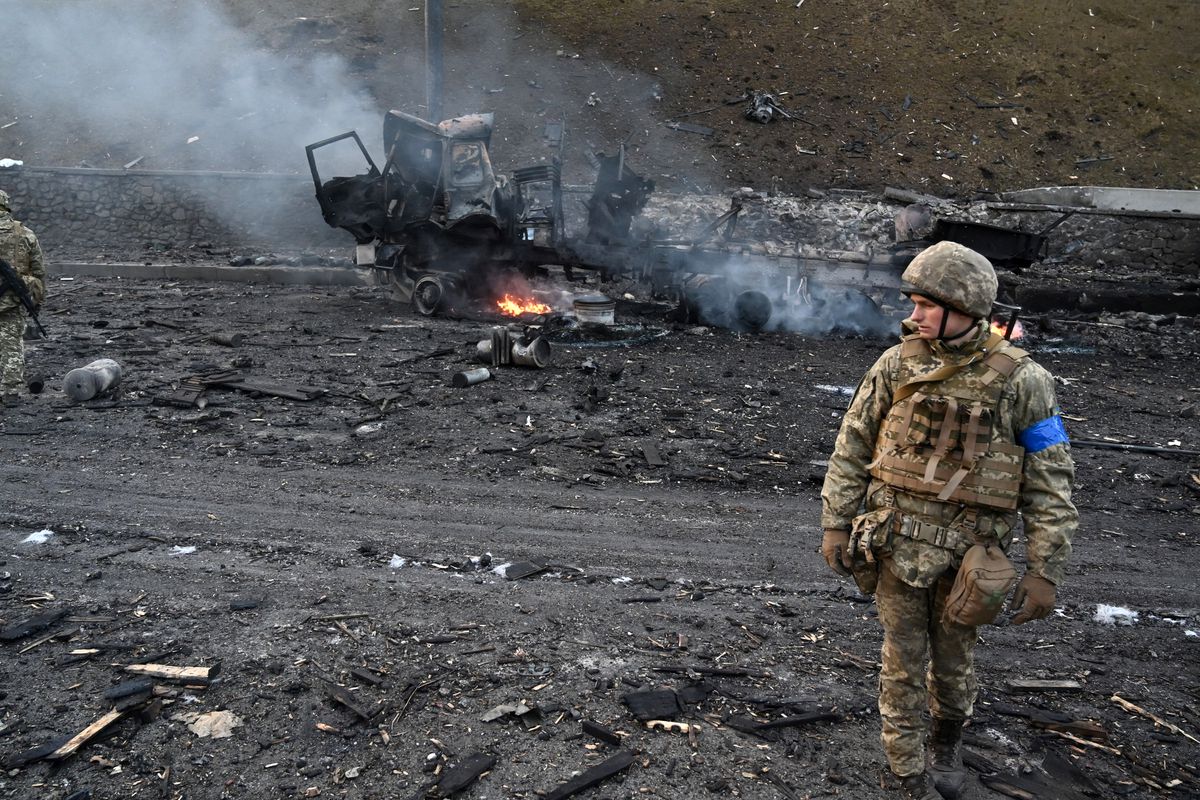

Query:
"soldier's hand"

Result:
[[821, 529, 853, 577], [1009, 574, 1056, 625]]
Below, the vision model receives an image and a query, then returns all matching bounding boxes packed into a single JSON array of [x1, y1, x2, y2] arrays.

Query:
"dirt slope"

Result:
[[1, 0, 1196, 195]]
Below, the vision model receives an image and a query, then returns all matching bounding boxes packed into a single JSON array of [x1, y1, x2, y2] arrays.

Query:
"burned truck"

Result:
[[306, 110, 916, 333], [306, 110, 656, 314]]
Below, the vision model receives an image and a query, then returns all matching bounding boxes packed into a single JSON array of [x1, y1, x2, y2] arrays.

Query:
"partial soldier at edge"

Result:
[[0, 188, 47, 404], [819, 241, 1078, 800]]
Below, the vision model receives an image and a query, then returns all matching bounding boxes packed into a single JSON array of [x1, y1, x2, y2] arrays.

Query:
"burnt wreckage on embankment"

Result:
[[305, 111, 1051, 331]]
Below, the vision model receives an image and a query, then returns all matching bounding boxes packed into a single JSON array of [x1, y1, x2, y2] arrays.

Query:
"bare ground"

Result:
[[1, 272, 1198, 800]]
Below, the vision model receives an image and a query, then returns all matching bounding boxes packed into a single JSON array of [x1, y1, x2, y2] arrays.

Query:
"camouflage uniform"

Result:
[[0, 190, 46, 397], [821, 320, 1077, 778]]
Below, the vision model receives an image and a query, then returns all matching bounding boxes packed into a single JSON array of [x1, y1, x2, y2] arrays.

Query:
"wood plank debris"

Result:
[[582, 720, 623, 746], [622, 689, 681, 721], [1004, 679, 1083, 693], [350, 667, 383, 686], [103, 678, 155, 700], [1112, 694, 1200, 745], [434, 751, 497, 796], [206, 375, 326, 401], [727, 710, 838, 737], [654, 664, 771, 678], [641, 440, 667, 467], [47, 709, 127, 760], [322, 682, 384, 721], [124, 662, 220, 685], [4, 736, 72, 769], [0, 608, 70, 642], [541, 750, 637, 800], [646, 719, 700, 735]]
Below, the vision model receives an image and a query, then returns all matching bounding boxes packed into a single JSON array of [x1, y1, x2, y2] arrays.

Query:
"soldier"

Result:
[[819, 241, 1077, 800], [0, 188, 46, 404]]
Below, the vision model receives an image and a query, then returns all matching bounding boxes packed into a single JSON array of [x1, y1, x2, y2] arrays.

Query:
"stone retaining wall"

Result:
[[1, 166, 1196, 276]]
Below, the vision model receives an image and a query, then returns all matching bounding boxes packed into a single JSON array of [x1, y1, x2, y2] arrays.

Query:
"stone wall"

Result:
[[0, 165, 345, 253]]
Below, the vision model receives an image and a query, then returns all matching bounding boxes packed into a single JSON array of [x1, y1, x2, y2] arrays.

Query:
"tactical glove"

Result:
[[821, 529, 853, 577], [1009, 573, 1056, 625]]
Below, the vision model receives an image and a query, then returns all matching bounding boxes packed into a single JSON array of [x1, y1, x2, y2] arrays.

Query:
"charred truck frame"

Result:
[[307, 110, 663, 315], [305, 110, 1034, 330]]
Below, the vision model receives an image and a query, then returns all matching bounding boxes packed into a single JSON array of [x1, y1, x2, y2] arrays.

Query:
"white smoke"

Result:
[[684, 255, 896, 338], [1, 0, 384, 174]]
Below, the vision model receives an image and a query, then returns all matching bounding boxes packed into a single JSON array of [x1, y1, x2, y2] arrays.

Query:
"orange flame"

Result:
[[497, 293, 551, 316], [991, 319, 1025, 340]]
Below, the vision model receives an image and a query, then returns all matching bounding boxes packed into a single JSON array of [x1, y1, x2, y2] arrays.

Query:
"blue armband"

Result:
[[1017, 415, 1070, 453]]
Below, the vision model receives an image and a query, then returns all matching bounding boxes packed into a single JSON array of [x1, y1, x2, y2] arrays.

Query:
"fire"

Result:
[[990, 319, 1025, 340], [497, 293, 551, 316]]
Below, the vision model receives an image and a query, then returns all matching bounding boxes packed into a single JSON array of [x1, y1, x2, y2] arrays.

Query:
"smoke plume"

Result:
[[1, 0, 384, 174]]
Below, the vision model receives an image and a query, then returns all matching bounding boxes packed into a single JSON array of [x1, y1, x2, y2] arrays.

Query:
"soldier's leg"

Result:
[[0, 311, 26, 395], [925, 574, 976, 798], [876, 562, 932, 777], [927, 573, 979, 721]]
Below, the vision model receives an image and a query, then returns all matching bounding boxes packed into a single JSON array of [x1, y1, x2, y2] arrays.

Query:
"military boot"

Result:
[[928, 718, 967, 799], [898, 771, 941, 800]]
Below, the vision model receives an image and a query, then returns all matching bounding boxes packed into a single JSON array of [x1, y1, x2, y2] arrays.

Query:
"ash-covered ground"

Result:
[[1, 269, 1198, 800]]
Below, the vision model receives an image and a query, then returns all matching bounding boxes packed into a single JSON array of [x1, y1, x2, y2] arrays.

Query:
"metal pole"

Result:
[[425, 0, 444, 123]]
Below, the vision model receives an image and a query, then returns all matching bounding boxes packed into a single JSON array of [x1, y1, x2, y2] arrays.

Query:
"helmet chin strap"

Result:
[[935, 301, 979, 341]]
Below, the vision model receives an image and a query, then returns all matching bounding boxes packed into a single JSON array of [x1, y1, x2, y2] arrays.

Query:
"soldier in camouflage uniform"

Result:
[[0, 188, 46, 404], [820, 241, 1077, 800]]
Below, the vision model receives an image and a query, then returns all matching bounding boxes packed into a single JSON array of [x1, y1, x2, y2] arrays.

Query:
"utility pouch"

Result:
[[942, 542, 1017, 627], [847, 508, 895, 595]]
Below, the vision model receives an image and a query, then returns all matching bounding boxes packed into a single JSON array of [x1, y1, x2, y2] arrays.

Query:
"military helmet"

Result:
[[901, 241, 997, 319], [0, 188, 9, 212]]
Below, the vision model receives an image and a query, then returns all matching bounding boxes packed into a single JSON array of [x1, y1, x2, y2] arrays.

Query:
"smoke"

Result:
[[682, 256, 896, 339], [1, 0, 384, 174]]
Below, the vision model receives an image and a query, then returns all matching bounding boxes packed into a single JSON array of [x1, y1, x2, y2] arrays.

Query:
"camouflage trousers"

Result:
[[875, 560, 979, 777], [0, 308, 26, 394]]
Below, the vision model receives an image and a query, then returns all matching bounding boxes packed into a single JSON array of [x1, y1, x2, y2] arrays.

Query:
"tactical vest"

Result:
[[869, 332, 1029, 512]]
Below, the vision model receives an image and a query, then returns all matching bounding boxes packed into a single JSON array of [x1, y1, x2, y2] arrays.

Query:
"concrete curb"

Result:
[[51, 261, 377, 287]]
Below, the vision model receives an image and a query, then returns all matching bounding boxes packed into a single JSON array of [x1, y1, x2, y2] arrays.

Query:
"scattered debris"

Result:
[[0, 608, 71, 642], [180, 709, 243, 739], [433, 752, 497, 797], [1094, 604, 1139, 625], [1003, 679, 1083, 693], [666, 121, 715, 136], [124, 662, 221, 685], [1112, 694, 1200, 745], [541, 750, 637, 800]]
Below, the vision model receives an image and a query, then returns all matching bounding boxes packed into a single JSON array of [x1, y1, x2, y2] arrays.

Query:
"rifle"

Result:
[[0, 255, 46, 336]]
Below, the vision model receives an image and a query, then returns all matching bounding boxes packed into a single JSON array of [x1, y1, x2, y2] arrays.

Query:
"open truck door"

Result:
[[305, 131, 383, 245]]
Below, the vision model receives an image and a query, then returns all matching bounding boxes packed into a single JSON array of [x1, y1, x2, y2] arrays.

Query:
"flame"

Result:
[[991, 319, 1025, 340], [497, 293, 551, 316]]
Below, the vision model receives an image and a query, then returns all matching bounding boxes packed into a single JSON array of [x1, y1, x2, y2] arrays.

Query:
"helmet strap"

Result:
[[935, 300, 979, 342]]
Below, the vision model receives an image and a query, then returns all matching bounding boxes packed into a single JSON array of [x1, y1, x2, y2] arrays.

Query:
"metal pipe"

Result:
[[425, 0, 444, 123], [451, 368, 492, 388], [510, 337, 552, 368]]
